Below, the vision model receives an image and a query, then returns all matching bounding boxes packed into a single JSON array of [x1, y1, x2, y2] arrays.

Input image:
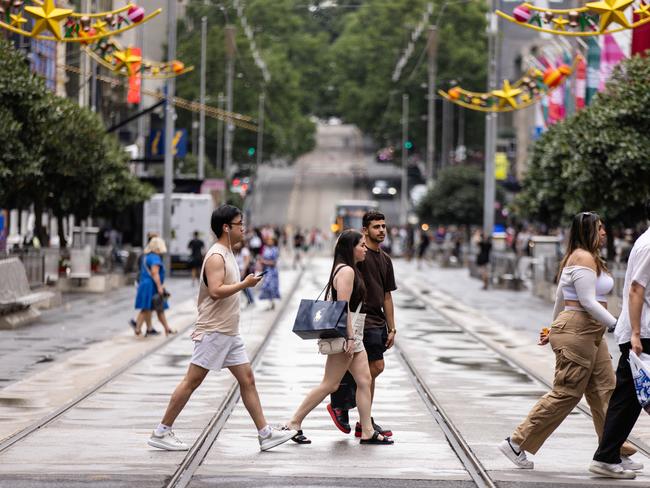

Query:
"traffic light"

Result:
[[404, 141, 413, 150], [247, 147, 256, 157]]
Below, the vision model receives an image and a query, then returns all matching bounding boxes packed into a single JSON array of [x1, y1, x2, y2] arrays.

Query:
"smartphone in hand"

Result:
[[256, 270, 268, 278]]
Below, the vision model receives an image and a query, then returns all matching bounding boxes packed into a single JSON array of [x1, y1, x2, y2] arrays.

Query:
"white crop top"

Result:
[[552, 266, 617, 327]]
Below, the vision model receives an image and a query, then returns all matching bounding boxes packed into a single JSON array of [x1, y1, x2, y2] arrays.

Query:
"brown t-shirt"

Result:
[[359, 247, 396, 329]]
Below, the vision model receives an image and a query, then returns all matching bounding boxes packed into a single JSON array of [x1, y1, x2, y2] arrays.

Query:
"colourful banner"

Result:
[[599, 34, 625, 91], [632, 11, 650, 56], [127, 47, 142, 105], [586, 37, 601, 105], [574, 54, 586, 111]]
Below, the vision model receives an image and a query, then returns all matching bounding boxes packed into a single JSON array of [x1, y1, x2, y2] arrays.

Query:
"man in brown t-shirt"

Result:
[[328, 211, 397, 438]]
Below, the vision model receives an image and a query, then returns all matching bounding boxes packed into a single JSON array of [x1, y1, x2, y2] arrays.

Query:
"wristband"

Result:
[[346, 338, 354, 341]]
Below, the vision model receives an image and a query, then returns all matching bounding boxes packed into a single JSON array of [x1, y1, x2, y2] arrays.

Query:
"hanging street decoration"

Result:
[[0, 0, 160, 42], [82, 38, 193, 79], [496, 1, 650, 36], [438, 64, 573, 112]]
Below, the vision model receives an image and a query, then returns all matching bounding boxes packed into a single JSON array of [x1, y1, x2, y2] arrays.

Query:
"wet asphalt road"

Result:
[[0, 277, 198, 390]]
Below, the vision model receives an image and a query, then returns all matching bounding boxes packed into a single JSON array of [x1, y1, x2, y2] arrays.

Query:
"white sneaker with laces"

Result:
[[148, 430, 189, 451], [498, 438, 534, 469], [258, 426, 297, 452], [621, 456, 644, 471], [589, 460, 636, 479]]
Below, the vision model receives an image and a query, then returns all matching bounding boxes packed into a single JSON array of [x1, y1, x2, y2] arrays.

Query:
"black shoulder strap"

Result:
[[316, 264, 348, 301]]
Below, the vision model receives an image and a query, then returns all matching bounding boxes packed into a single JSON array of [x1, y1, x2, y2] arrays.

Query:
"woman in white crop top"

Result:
[[499, 211, 636, 468]]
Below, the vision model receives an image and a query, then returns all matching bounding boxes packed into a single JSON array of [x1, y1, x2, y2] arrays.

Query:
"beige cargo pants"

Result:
[[511, 310, 636, 456]]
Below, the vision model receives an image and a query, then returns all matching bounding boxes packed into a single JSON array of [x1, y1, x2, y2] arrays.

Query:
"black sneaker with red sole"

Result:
[[355, 418, 392, 438], [326, 403, 351, 434]]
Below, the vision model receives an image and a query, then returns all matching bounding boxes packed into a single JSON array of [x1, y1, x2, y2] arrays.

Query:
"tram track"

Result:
[[401, 279, 650, 461], [0, 310, 198, 455], [395, 342, 498, 488]]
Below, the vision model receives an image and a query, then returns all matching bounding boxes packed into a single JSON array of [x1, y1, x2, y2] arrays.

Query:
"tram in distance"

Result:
[[331, 200, 379, 234]]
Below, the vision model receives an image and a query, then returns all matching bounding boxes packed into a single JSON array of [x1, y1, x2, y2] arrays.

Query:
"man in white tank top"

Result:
[[148, 205, 296, 452], [591, 202, 650, 479]]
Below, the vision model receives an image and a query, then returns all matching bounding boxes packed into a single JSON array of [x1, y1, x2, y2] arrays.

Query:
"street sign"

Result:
[[146, 128, 188, 158]]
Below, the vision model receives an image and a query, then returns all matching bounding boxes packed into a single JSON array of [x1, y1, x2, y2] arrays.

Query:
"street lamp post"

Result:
[[224, 25, 236, 183], [401, 93, 409, 226], [162, 0, 177, 271], [198, 16, 207, 180], [256, 92, 265, 167], [483, 3, 498, 238], [426, 26, 437, 185]]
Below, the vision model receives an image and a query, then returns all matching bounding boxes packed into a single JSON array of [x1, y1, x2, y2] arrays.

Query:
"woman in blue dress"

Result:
[[258, 236, 281, 310], [133, 237, 176, 336]]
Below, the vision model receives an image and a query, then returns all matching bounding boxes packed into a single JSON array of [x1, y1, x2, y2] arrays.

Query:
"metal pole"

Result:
[[163, 0, 177, 271], [79, 0, 90, 108], [400, 94, 409, 226], [256, 92, 265, 167], [426, 26, 437, 185], [216, 92, 224, 173], [136, 25, 146, 174], [198, 16, 207, 180], [224, 25, 236, 182], [483, 4, 497, 238]]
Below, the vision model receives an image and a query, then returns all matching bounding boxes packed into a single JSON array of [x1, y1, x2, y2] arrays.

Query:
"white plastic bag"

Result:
[[628, 351, 650, 414]]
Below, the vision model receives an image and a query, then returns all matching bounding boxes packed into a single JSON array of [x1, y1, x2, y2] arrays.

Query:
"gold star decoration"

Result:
[[92, 19, 108, 36], [10, 13, 28, 28], [492, 80, 522, 109], [113, 47, 142, 75], [635, 2, 650, 18], [551, 16, 569, 30], [586, 0, 634, 31], [24, 0, 73, 41]]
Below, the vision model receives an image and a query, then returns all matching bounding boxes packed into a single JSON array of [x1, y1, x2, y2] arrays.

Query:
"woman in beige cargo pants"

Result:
[[499, 211, 638, 470]]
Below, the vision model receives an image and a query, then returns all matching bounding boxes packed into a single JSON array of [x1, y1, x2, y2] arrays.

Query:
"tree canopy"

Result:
[[0, 40, 152, 245], [516, 54, 650, 227], [174, 0, 489, 165]]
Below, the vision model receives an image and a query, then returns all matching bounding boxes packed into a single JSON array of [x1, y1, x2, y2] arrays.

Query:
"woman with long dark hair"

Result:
[[285, 230, 393, 445], [499, 211, 638, 472]]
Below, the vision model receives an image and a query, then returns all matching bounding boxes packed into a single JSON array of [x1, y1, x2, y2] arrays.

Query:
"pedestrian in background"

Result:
[[234, 240, 254, 307], [258, 236, 280, 311], [590, 202, 650, 479], [148, 205, 295, 452], [133, 237, 176, 337], [284, 230, 393, 445], [328, 211, 395, 440], [499, 211, 637, 470], [476, 231, 492, 290], [188, 231, 205, 287]]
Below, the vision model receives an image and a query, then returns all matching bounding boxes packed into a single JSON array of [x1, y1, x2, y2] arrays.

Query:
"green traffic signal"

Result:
[[404, 141, 413, 150], [247, 147, 256, 157]]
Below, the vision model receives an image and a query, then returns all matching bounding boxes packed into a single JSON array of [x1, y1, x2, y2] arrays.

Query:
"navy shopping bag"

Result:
[[292, 299, 349, 339]]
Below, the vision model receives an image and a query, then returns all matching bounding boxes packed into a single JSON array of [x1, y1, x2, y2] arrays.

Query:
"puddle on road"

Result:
[[436, 356, 532, 384]]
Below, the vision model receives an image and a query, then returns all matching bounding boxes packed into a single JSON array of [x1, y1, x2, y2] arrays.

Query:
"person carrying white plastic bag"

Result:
[[629, 351, 650, 415]]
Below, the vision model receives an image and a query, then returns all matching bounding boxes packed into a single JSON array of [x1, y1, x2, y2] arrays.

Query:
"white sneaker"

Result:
[[258, 426, 297, 452], [498, 438, 534, 469], [589, 460, 636, 479], [148, 430, 189, 451], [621, 455, 644, 471]]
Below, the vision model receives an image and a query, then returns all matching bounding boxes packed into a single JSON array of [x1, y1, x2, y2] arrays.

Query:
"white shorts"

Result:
[[191, 332, 249, 371]]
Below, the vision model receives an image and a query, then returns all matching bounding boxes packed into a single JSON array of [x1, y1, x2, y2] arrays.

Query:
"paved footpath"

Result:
[[1, 258, 650, 487]]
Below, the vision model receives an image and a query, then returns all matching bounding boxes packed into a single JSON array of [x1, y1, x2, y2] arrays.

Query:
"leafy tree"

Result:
[[0, 41, 151, 246], [329, 0, 487, 153], [516, 54, 650, 228], [416, 164, 504, 227]]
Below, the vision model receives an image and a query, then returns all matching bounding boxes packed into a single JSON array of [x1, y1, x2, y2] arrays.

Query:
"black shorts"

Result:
[[363, 327, 388, 361]]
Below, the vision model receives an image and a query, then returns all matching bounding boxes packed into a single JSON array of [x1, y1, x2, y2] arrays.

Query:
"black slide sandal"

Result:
[[291, 430, 311, 444], [360, 430, 394, 445]]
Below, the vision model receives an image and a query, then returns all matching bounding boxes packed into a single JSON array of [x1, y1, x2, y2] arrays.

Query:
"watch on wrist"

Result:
[[388, 328, 396, 333]]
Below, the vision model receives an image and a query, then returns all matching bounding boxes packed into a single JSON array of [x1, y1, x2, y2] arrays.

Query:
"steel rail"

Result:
[[165, 268, 305, 488], [401, 280, 650, 459], [395, 343, 498, 488], [0, 310, 197, 454]]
